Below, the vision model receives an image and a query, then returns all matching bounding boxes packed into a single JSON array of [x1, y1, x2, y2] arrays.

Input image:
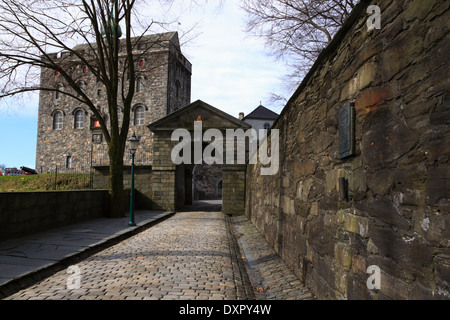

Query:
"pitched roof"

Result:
[[243, 105, 279, 120], [148, 99, 251, 131]]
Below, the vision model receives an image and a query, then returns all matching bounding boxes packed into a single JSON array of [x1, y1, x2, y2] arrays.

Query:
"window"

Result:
[[175, 80, 181, 99], [136, 77, 144, 93], [55, 84, 63, 100], [264, 122, 271, 130], [66, 156, 72, 169], [53, 111, 63, 130], [74, 110, 85, 129], [118, 109, 122, 126], [134, 106, 145, 126], [76, 81, 85, 97]]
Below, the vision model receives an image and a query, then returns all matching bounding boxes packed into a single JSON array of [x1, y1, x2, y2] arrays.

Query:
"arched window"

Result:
[[53, 111, 64, 130], [134, 106, 145, 126], [136, 77, 144, 93], [74, 110, 85, 129]]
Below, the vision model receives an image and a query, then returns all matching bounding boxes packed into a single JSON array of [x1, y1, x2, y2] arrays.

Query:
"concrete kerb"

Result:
[[224, 214, 255, 300], [0, 211, 175, 300]]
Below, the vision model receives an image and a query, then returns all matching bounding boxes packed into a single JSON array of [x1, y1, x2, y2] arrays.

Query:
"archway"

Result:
[[192, 163, 222, 201], [147, 100, 251, 214]]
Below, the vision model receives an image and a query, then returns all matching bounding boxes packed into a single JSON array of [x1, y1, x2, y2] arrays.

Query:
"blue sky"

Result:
[[0, 1, 291, 169]]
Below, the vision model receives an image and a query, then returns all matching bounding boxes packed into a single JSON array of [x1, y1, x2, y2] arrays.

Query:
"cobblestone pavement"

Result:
[[231, 216, 315, 300], [4, 210, 248, 300], [4, 206, 314, 300]]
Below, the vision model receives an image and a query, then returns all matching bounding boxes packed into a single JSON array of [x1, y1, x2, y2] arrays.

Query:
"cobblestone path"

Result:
[[4, 207, 314, 301], [5, 211, 245, 300]]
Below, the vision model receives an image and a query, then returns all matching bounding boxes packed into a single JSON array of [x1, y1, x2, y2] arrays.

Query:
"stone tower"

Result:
[[35, 32, 191, 173]]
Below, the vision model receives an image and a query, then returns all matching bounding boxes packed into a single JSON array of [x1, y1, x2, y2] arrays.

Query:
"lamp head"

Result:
[[127, 132, 140, 154]]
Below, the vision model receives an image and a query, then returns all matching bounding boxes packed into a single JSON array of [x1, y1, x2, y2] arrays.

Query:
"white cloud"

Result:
[[175, 0, 290, 117], [0, 94, 39, 117]]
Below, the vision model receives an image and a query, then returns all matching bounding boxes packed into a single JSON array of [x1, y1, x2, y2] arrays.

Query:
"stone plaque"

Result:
[[338, 102, 355, 159], [92, 133, 102, 144]]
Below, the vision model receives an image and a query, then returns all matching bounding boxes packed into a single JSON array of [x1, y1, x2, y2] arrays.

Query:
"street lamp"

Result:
[[127, 132, 140, 226]]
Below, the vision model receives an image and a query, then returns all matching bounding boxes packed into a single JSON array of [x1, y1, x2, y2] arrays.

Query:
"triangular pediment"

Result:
[[148, 100, 251, 132]]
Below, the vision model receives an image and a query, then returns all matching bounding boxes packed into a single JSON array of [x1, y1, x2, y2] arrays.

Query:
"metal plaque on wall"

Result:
[[92, 133, 103, 144], [338, 102, 355, 159]]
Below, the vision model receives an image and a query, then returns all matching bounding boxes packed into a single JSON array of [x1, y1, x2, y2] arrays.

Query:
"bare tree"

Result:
[[0, 0, 196, 218], [241, 0, 357, 99]]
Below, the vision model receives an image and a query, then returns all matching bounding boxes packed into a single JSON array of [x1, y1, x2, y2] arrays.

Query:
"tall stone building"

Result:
[[35, 32, 191, 173]]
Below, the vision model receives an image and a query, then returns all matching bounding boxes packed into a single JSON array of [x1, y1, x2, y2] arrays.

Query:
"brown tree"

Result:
[[241, 0, 357, 98], [0, 0, 193, 218]]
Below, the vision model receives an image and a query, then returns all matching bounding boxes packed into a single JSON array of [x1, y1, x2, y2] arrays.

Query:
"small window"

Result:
[[97, 89, 102, 97], [66, 156, 72, 169], [74, 110, 85, 129], [264, 122, 271, 130], [134, 106, 145, 126], [53, 111, 63, 130], [55, 84, 64, 100], [175, 80, 181, 99], [136, 77, 144, 93], [77, 81, 85, 97]]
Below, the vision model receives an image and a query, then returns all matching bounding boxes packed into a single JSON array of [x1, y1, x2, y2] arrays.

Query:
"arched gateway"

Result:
[[148, 100, 251, 215]]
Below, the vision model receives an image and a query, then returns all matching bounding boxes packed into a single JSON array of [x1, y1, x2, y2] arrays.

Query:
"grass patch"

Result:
[[0, 173, 92, 192]]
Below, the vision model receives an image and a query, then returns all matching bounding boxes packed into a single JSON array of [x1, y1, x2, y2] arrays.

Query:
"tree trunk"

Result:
[[108, 142, 125, 218]]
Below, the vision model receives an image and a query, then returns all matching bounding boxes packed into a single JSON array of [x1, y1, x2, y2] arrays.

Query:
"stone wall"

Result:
[[93, 165, 154, 210], [0, 190, 109, 240], [223, 165, 246, 215], [246, 0, 449, 299], [150, 131, 177, 211]]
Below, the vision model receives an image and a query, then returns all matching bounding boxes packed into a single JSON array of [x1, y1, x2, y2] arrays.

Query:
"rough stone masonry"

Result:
[[245, 0, 449, 299], [35, 32, 191, 173]]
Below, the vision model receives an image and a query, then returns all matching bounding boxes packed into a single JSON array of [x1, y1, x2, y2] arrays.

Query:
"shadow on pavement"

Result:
[[177, 199, 222, 212]]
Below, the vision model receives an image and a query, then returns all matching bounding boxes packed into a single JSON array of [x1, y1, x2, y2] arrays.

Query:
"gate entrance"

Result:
[[148, 100, 251, 215]]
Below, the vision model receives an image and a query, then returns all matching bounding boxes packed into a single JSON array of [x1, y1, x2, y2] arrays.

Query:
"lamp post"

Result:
[[127, 132, 140, 226]]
